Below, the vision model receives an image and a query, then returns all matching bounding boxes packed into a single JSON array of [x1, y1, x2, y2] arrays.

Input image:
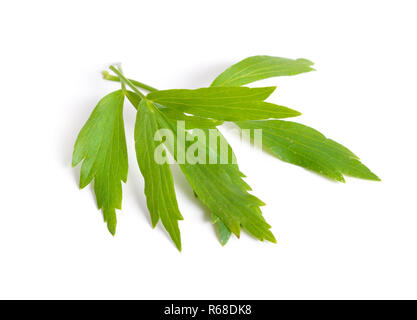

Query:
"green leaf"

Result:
[[126, 90, 223, 129], [72, 90, 128, 235], [125, 89, 142, 108], [211, 214, 232, 246], [154, 109, 276, 243], [237, 120, 380, 182], [135, 99, 183, 250], [147, 87, 300, 121], [128, 92, 246, 245], [211, 55, 314, 87], [128, 90, 237, 245]]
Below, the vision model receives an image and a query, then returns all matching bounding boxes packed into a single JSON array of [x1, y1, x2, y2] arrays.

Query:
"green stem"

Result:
[[102, 70, 158, 92], [115, 66, 127, 94], [108, 66, 146, 99]]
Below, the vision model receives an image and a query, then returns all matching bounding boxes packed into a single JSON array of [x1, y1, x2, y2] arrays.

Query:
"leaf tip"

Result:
[[266, 86, 277, 96], [172, 236, 182, 251], [367, 172, 381, 182], [337, 176, 346, 183], [296, 58, 315, 67], [103, 208, 117, 235], [79, 179, 89, 189], [107, 221, 116, 236], [266, 231, 277, 244], [220, 237, 230, 246]]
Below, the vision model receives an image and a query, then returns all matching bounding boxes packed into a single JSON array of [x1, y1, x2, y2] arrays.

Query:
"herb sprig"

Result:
[[73, 56, 380, 250]]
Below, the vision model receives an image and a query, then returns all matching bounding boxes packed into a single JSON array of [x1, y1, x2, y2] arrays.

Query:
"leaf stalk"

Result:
[[103, 69, 158, 93]]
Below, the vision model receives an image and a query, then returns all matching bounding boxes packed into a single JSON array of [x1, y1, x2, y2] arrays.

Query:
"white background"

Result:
[[0, 0, 416, 299]]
